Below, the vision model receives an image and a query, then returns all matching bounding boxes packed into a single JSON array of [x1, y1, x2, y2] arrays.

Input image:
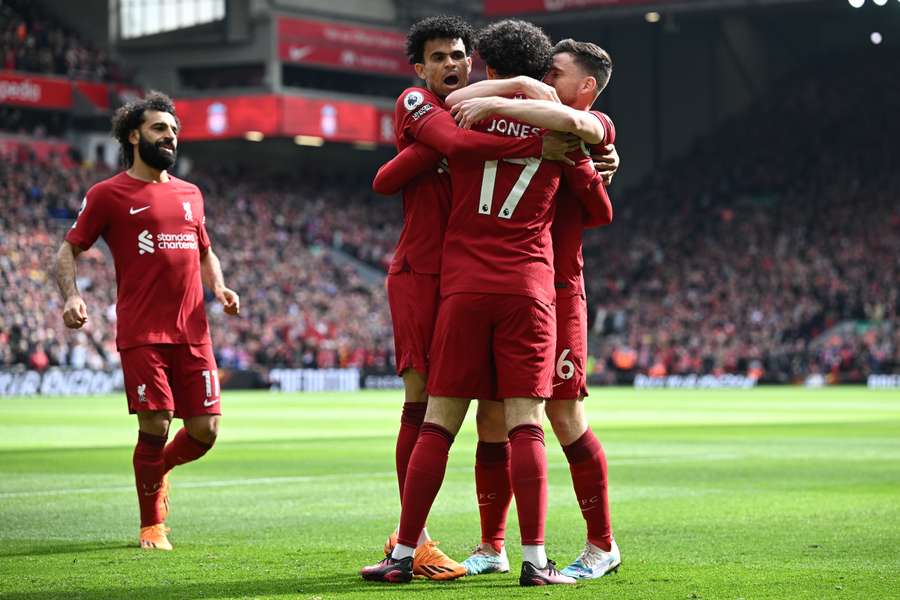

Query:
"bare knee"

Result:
[[184, 415, 219, 445], [402, 369, 427, 404], [546, 400, 587, 446], [504, 398, 544, 432], [476, 400, 508, 443], [424, 396, 470, 435], [137, 410, 173, 437]]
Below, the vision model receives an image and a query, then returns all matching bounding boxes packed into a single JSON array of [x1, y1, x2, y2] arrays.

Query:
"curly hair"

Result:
[[405, 15, 475, 64], [111, 91, 179, 168], [476, 19, 552, 80], [553, 38, 613, 94]]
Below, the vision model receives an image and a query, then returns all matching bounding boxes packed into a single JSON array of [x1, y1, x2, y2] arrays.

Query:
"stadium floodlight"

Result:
[[873, 0, 887, 6], [848, 0, 864, 7], [871, 32, 883, 44], [244, 131, 264, 142], [294, 135, 324, 146], [645, 11, 661, 23]]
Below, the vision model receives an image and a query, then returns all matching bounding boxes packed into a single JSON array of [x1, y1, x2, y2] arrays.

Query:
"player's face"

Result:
[[415, 38, 472, 99], [132, 110, 179, 171], [543, 52, 593, 108]]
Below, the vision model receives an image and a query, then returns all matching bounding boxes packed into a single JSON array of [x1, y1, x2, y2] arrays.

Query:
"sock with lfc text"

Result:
[[133, 431, 167, 527], [475, 440, 512, 552], [509, 424, 548, 547], [562, 428, 613, 551]]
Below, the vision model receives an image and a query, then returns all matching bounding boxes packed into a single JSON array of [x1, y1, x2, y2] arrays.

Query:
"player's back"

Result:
[[552, 111, 616, 298], [442, 114, 562, 306], [390, 87, 452, 275]]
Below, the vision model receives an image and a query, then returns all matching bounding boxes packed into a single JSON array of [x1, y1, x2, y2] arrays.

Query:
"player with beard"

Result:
[[447, 38, 621, 580], [53, 91, 239, 551], [362, 20, 609, 586], [370, 15, 581, 581]]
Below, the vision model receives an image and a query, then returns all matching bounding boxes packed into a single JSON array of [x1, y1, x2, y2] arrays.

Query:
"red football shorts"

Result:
[[551, 293, 589, 401], [120, 343, 221, 419], [428, 293, 555, 400], [386, 271, 440, 376]]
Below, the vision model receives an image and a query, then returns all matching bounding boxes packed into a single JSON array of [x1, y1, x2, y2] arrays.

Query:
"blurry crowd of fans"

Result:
[[1, 0, 125, 82], [1, 48, 897, 383]]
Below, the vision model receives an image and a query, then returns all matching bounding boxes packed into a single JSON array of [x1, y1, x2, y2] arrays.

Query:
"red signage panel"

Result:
[[174, 95, 281, 141], [485, 0, 665, 15], [0, 71, 73, 109], [282, 96, 379, 143], [74, 81, 110, 111], [277, 16, 409, 77]]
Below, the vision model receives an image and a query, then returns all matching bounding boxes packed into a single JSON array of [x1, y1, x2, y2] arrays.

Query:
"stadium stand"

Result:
[[1, 46, 897, 384], [1, 0, 124, 82]]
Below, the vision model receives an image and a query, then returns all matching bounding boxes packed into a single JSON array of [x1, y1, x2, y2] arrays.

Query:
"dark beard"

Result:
[[137, 135, 176, 171]]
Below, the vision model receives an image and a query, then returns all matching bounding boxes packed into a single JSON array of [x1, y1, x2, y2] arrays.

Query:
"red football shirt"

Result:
[[65, 172, 212, 350], [553, 111, 616, 298], [389, 87, 544, 275], [439, 114, 599, 306]]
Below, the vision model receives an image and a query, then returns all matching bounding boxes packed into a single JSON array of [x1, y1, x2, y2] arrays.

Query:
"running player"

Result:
[[373, 15, 576, 581], [362, 19, 607, 586], [53, 91, 239, 551], [447, 38, 622, 580]]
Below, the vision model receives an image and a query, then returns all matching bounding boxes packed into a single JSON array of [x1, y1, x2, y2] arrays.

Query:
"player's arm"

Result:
[[200, 248, 240, 316], [452, 97, 606, 145], [412, 108, 545, 160], [561, 152, 613, 227], [54, 241, 88, 329], [444, 75, 560, 107], [372, 142, 444, 196]]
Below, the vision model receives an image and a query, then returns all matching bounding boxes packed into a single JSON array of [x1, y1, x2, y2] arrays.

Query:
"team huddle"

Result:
[[362, 17, 621, 586], [52, 11, 618, 591]]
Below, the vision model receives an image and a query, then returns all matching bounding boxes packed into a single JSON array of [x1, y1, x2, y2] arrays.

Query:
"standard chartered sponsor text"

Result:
[[157, 232, 198, 250]]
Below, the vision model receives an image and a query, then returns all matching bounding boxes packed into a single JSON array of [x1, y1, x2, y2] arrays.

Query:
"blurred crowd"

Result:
[[1, 0, 125, 82], [1, 47, 897, 383], [0, 156, 401, 373], [583, 47, 899, 383]]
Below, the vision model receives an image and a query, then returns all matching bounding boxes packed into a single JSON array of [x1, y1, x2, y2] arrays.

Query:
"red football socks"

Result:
[[475, 440, 512, 552], [163, 428, 213, 472], [562, 428, 613, 551], [509, 424, 548, 546], [397, 422, 454, 548], [395, 401, 427, 499], [133, 431, 167, 527]]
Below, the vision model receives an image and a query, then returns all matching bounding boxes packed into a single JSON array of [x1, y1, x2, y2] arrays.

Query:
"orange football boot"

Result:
[[139, 524, 173, 551], [384, 529, 399, 556], [413, 541, 467, 580]]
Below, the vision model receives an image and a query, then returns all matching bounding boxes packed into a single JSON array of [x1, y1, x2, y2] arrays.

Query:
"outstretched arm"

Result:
[[452, 97, 606, 145], [54, 241, 88, 329], [201, 248, 240, 316], [412, 108, 543, 160], [444, 75, 560, 107], [373, 142, 444, 196]]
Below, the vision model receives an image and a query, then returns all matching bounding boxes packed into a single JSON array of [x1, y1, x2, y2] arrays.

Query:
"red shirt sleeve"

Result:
[[197, 198, 211, 255], [591, 111, 616, 145], [64, 184, 109, 250], [561, 151, 613, 228], [395, 87, 542, 161], [372, 142, 443, 195]]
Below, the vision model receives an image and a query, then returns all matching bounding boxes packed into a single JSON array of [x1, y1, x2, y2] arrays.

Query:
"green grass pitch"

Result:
[[1, 387, 899, 599]]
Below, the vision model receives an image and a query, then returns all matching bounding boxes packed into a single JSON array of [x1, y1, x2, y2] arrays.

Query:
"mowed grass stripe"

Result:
[[0, 387, 898, 599]]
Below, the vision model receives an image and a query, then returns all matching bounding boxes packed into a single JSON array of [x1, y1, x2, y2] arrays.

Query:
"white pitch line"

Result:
[[0, 453, 740, 499]]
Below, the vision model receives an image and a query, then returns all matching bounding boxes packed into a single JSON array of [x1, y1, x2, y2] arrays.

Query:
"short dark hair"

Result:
[[553, 38, 613, 94], [111, 90, 179, 168], [476, 19, 553, 81], [405, 15, 475, 64]]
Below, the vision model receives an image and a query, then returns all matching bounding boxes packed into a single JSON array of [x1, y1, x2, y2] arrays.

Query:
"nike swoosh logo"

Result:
[[130, 206, 151, 214], [581, 506, 597, 513], [203, 399, 219, 407]]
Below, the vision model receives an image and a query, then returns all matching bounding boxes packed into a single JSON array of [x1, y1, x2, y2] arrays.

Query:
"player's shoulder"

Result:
[[85, 171, 129, 201], [589, 111, 616, 144], [396, 86, 442, 114], [167, 175, 203, 196]]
